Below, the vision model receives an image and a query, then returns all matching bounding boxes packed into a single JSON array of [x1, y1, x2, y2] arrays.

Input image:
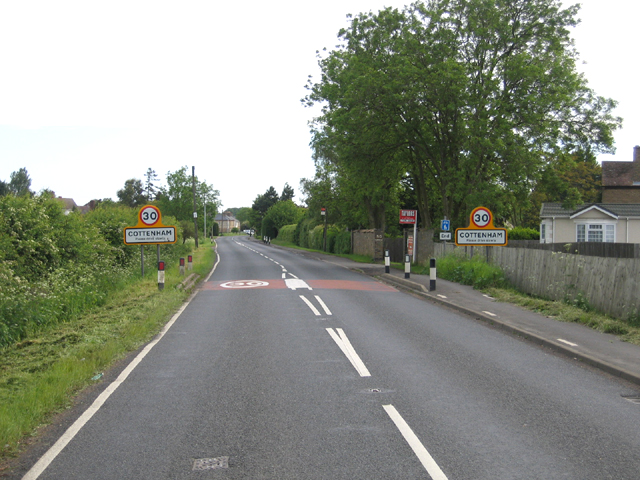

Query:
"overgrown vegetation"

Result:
[[0, 194, 192, 347], [436, 253, 640, 346], [0, 236, 214, 463]]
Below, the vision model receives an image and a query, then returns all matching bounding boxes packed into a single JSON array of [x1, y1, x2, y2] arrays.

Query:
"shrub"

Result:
[[334, 230, 352, 254], [436, 254, 506, 289], [277, 224, 297, 243], [508, 226, 540, 240]]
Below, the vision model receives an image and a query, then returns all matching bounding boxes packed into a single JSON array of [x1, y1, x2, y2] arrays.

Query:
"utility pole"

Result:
[[192, 166, 199, 248]]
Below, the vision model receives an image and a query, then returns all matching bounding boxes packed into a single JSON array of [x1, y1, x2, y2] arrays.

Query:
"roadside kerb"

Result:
[[375, 272, 640, 387]]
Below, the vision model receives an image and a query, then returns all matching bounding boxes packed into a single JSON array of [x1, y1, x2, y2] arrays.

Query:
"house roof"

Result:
[[214, 212, 238, 221], [541, 203, 640, 218], [602, 145, 640, 186]]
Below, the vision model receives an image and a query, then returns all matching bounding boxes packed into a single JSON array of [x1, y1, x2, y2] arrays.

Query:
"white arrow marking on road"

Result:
[[285, 278, 311, 290], [326, 328, 371, 377]]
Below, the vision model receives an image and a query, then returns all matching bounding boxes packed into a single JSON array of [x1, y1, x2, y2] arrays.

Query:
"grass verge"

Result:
[[432, 253, 640, 347], [0, 240, 216, 464]]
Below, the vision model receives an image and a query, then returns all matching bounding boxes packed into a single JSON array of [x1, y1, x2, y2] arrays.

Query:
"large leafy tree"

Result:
[[116, 179, 146, 208], [305, 0, 621, 229], [156, 166, 219, 232]]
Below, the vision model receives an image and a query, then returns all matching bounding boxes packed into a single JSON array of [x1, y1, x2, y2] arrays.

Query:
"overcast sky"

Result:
[[0, 0, 637, 209]]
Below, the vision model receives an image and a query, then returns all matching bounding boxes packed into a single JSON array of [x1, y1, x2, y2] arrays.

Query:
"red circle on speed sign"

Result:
[[470, 207, 492, 228], [139, 205, 161, 226]]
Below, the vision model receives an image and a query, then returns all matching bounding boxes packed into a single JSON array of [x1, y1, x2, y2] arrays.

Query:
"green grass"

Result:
[[0, 242, 216, 464], [432, 253, 640, 347]]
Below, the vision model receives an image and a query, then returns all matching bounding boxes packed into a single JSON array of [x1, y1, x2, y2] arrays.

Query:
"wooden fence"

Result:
[[434, 243, 640, 320]]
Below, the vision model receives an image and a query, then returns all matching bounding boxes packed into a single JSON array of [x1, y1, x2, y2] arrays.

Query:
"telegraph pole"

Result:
[[192, 166, 199, 248]]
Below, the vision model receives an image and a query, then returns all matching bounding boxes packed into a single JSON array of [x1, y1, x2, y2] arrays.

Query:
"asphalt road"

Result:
[[20, 236, 640, 479]]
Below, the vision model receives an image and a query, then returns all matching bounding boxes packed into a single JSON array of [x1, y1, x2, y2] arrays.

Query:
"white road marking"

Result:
[[300, 296, 321, 316], [22, 292, 196, 480], [285, 278, 311, 290], [315, 296, 332, 316], [282, 273, 286, 279], [383, 405, 449, 480], [482, 311, 497, 317], [326, 328, 371, 377], [437, 294, 447, 299], [557, 338, 578, 347]]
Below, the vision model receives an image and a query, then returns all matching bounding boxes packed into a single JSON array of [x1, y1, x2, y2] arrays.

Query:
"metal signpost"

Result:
[[124, 205, 177, 279], [399, 209, 418, 263]]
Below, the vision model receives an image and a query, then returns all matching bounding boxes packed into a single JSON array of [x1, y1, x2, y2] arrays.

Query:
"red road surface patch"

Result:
[[202, 279, 396, 292]]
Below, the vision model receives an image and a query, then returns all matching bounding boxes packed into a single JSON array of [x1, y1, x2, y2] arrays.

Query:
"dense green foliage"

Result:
[[0, 195, 190, 347], [507, 227, 540, 240], [436, 253, 506, 289], [303, 0, 621, 232]]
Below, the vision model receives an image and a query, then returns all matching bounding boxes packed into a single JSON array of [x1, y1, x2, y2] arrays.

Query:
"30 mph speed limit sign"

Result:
[[470, 207, 492, 228], [455, 206, 507, 246], [139, 205, 161, 226]]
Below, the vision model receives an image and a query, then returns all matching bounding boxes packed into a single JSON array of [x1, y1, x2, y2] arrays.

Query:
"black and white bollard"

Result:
[[158, 261, 165, 290], [188, 255, 193, 271], [385, 250, 390, 274], [179, 257, 185, 276], [404, 254, 410, 279], [429, 258, 436, 291]]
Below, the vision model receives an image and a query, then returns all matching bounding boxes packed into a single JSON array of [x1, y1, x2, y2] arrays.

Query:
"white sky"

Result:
[[0, 0, 637, 209]]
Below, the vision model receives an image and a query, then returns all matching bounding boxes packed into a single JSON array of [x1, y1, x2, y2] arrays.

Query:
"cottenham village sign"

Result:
[[455, 206, 508, 246], [124, 205, 177, 245]]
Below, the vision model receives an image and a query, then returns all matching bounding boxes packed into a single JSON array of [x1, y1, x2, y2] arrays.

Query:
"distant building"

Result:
[[55, 196, 96, 215], [215, 211, 240, 233], [540, 146, 640, 243]]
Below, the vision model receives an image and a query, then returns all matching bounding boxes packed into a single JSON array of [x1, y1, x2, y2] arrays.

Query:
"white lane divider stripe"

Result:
[[300, 296, 321, 316], [315, 295, 332, 316], [383, 405, 449, 480], [326, 328, 371, 377]]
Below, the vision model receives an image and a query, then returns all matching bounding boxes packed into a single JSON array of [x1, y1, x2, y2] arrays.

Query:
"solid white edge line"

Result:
[[314, 295, 333, 316], [23, 298, 194, 480], [382, 405, 449, 480], [23, 241, 224, 480], [300, 296, 321, 316]]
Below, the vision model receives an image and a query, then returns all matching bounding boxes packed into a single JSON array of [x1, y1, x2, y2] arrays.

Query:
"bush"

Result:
[[436, 253, 506, 289], [334, 230, 352, 254], [310, 225, 325, 250], [508, 226, 539, 240], [277, 224, 297, 243]]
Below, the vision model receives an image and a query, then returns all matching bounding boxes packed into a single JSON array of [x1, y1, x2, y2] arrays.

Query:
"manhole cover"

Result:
[[220, 280, 269, 289], [193, 457, 229, 471]]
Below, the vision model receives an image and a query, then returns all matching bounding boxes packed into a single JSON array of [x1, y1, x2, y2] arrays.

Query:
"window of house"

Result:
[[540, 223, 546, 243], [576, 223, 615, 243]]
